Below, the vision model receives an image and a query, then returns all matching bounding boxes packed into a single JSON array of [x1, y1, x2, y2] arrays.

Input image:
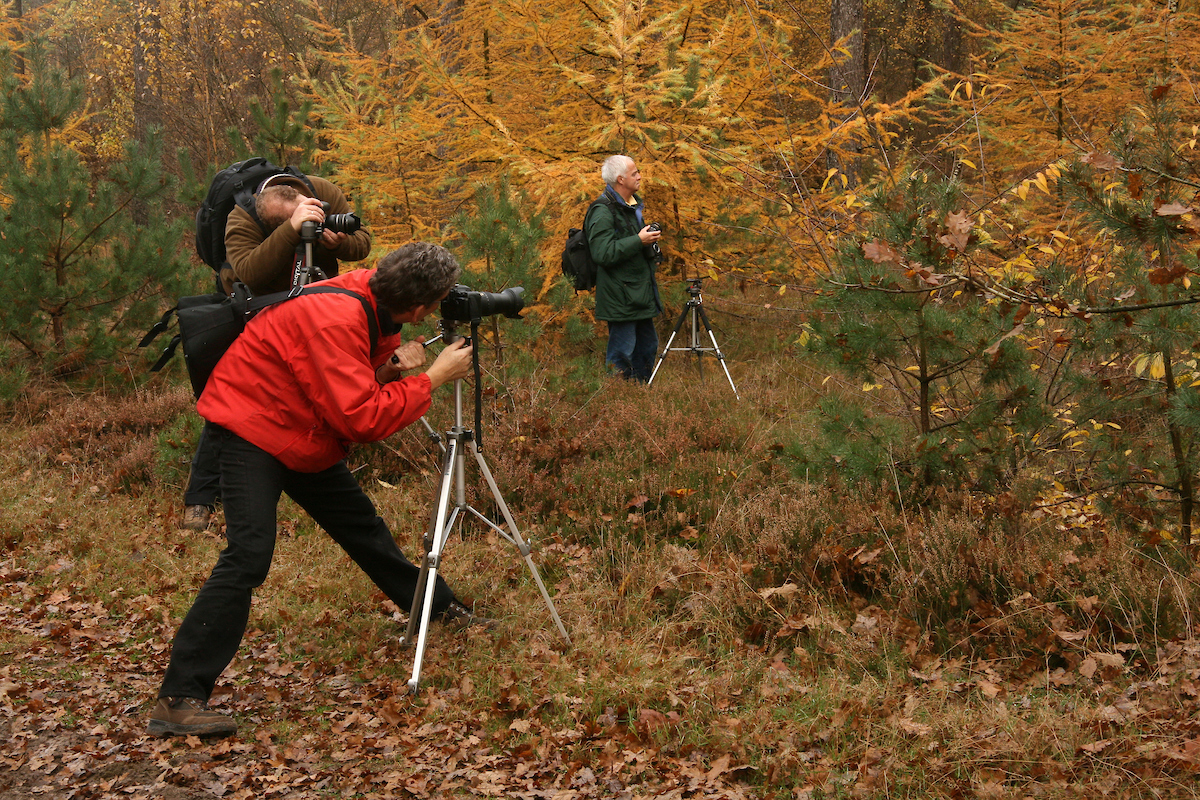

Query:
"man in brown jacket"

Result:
[[186, 173, 373, 531], [217, 173, 372, 296]]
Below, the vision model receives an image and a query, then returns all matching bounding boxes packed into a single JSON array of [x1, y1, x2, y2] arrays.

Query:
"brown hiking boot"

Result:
[[147, 697, 236, 738], [182, 505, 213, 531]]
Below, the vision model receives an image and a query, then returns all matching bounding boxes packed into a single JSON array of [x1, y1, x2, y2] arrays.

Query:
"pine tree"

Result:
[[804, 167, 1047, 497], [450, 177, 549, 364], [0, 42, 193, 389], [234, 68, 320, 174], [1053, 87, 1200, 549]]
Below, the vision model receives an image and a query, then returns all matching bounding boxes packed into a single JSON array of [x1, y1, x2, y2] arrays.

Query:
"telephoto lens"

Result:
[[440, 285, 525, 322]]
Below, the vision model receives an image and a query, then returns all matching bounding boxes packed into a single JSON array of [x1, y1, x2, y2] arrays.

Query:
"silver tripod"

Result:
[[648, 278, 739, 398], [400, 326, 570, 692]]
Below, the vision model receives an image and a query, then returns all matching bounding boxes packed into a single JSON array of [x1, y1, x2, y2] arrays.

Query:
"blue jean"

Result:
[[606, 319, 658, 382], [159, 424, 458, 701]]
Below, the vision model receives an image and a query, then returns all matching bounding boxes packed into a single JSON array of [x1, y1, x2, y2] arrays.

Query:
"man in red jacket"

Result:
[[149, 242, 476, 738]]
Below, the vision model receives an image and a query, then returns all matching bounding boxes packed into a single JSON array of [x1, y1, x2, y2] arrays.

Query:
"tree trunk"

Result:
[[10, 0, 23, 75], [1161, 350, 1194, 548], [132, 0, 162, 144], [828, 0, 866, 186]]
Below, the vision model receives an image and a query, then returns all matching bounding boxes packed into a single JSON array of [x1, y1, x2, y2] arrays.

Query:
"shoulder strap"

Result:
[[583, 195, 615, 229], [277, 286, 380, 351], [142, 286, 381, 375]]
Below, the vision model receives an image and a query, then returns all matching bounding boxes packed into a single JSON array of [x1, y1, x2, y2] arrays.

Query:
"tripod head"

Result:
[[685, 277, 703, 297], [433, 316, 486, 448], [428, 284, 525, 449], [291, 229, 328, 287]]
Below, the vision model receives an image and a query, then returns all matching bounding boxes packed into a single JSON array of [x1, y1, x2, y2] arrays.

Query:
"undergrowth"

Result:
[[1, 300, 1198, 798]]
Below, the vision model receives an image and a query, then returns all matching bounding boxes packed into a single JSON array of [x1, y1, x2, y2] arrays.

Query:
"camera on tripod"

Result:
[[318, 201, 362, 236], [440, 284, 524, 323], [300, 202, 362, 241]]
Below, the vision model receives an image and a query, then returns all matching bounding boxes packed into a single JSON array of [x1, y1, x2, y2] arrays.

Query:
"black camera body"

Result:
[[440, 284, 525, 323], [299, 202, 362, 243], [646, 222, 663, 261]]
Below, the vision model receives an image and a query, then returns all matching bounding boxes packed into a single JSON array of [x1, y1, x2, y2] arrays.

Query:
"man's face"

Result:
[[390, 288, 452, 325], [617, 159, 642, 193]]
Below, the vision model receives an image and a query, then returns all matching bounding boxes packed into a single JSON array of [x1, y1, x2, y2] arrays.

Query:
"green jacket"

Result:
[[585, 190, 662, 322]]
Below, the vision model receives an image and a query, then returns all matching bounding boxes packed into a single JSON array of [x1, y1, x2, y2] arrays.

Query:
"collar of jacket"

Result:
[[604, 184, 642, 212]]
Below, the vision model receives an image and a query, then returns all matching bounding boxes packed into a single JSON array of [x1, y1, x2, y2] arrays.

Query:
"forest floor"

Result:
[[3, 313, 1200, 798]]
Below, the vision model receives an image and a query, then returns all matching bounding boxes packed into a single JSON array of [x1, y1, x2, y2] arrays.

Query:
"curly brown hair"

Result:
[[369, 242, 462, 313]]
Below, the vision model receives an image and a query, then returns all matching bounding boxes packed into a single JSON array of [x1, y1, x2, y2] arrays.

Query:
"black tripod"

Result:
[[399, 320, 570, 692], [648, 278, 739, 398], [292, 220, 328, 287]]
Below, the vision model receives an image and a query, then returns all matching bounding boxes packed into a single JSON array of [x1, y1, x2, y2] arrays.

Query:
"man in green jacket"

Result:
[[585, 155, 664, 382]]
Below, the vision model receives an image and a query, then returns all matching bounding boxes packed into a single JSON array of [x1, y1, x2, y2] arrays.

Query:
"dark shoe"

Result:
[[147, 697, 236, 738], [182, 505, 213, 531], [438, 600, 496, 630]]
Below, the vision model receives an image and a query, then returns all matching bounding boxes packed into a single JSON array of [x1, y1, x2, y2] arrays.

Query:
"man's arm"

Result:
[[310, 176, 372, 264], [585, 202, 644, 268], [225, 204, 302, 295], [291, 313, 474, 444]]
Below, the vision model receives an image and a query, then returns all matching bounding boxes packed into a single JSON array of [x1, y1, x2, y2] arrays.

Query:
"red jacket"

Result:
[[197, 269, 432, 472]]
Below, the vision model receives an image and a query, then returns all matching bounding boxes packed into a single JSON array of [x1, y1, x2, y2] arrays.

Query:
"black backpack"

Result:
[[139, 285, 378, 398], [194, 157, 314, 272], [561, 196, 615, 292]]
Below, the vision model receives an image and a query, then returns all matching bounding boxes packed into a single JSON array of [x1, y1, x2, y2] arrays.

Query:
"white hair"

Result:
[[601, 155, 632, 185]]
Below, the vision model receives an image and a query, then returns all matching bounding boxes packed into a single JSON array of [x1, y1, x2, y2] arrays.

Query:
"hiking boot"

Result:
[[182, 505, 213, 531], [438, 600, 496, 630], [147, 697, 236, 738]]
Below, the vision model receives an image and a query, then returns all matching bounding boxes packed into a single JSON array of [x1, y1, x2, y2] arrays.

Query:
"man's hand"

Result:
[[424, 338, 473, 390], [376, 337, 428, 384], [319, 229, 348, 250], [288, 197, 326, 233], [391, 338, 427, 371], [638, 225, 662, 246]]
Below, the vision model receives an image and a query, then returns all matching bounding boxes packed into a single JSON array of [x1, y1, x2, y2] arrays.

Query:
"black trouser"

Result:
[[159, 424, 457, 701], [182, 421, 221, 508]]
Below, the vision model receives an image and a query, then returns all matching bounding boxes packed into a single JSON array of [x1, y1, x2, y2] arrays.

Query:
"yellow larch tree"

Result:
[[304, 0, 857, 294]]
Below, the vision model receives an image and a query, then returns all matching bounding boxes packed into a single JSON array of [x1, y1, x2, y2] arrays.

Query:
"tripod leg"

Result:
[[469, 441, 571, 645], [404, 435, 461, 692], [696, 304, 740, 399], [649, 303, 691, 386]]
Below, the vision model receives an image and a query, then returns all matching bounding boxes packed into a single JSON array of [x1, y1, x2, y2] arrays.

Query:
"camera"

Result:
[[646, 222, 662, 261], [440, 284, 525, 322], [319, 201, 362, 235]]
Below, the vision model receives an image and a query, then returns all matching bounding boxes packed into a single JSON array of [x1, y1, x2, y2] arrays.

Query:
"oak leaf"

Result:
[[863, 240, 903, 265]]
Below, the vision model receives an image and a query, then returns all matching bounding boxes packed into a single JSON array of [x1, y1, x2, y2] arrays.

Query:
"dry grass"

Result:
[[2, 308, 1199, 798]]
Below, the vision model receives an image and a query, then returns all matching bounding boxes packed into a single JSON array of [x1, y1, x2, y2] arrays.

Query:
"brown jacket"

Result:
[[220, 175, 372, 295]]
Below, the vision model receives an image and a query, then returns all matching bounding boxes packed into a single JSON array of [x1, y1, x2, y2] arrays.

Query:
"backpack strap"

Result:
[[141, 286, 381, 375], [582, 193, 621, 234], [276, 286, 380, 352], [139, 304, 179, 348], [148, 334, 182, 373]]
